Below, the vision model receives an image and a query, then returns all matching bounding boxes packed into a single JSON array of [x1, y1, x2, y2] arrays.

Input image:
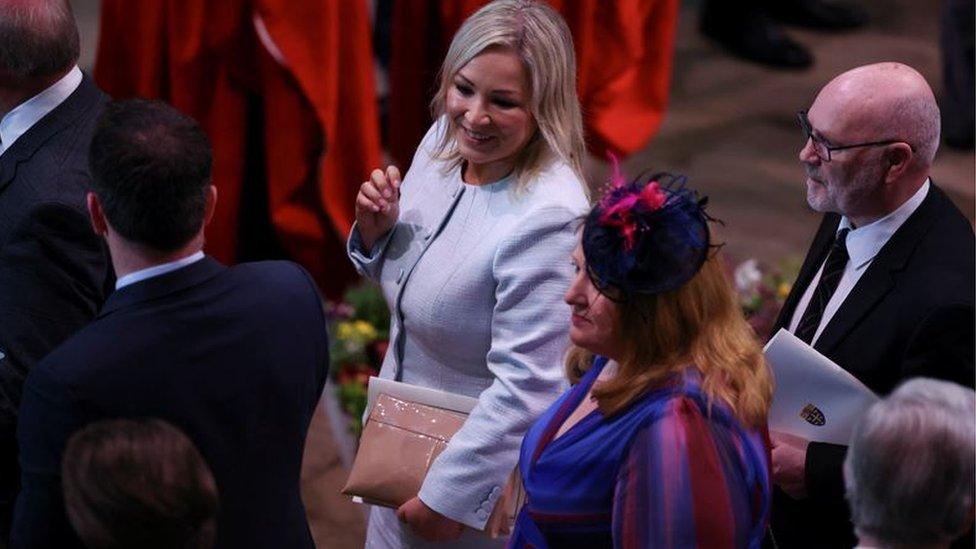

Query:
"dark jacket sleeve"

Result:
[[10, 363, 90, 548], [900, 303, 975, 388], [0, 202, 109, 422], [805, 303, 976, 501]]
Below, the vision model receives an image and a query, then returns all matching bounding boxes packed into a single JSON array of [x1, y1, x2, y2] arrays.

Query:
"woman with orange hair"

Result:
[[510, 169, 773, 548]]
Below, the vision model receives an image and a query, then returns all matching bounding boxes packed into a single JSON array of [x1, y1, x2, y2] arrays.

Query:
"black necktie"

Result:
[[795, 228, 850, 344]]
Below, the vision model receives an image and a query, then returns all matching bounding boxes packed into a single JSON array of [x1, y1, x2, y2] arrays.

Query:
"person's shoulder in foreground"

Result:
[[12, 98, 325, 549]]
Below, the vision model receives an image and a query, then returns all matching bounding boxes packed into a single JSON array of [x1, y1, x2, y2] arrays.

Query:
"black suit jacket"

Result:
[[769, 183, 975, 548], [11, 258, 329, 548], [0, 74, 112, 529]]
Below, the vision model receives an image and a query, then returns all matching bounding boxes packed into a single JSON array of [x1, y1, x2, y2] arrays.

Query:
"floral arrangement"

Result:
[[327, 283, 389, 436], [731, 257, 800, 341]]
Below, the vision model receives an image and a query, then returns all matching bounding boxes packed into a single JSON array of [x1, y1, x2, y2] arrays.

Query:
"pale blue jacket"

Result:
[[348, 120, 588, 533]]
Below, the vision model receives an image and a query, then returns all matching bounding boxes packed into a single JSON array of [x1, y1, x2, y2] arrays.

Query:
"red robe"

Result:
[[387, 0, 678, 168], [95, 0, 381, 298]]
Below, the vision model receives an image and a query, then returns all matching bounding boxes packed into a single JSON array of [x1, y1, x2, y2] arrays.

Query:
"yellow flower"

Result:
[[336, 321, 355, 341], [353, 320, 378, 340], [777, 282, 792, 300]]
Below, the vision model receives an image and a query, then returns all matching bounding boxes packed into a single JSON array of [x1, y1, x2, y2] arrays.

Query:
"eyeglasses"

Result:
[[797, 110, 913, 162]]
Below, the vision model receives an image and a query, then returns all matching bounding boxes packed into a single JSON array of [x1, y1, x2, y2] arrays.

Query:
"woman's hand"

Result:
[[355, 165, 401, 252], [396, 496, 464, 542]]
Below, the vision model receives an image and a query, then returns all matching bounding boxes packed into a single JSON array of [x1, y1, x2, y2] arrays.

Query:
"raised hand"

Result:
[[355, 165, 401, 252]]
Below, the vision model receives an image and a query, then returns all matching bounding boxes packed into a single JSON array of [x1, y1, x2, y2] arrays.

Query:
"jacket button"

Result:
[[476, 509, 489, 521]]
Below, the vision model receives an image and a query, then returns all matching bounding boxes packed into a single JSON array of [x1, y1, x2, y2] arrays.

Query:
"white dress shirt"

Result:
[[115, 251, 206, 290], [788, 180, 930, 345], [0, 65, 82, 155]]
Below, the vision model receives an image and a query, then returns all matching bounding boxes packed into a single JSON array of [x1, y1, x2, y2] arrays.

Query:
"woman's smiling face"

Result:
[[446, 47, 536, 183]]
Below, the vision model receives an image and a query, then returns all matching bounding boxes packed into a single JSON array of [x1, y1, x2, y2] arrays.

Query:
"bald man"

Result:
[[768, 63, 975, 548]]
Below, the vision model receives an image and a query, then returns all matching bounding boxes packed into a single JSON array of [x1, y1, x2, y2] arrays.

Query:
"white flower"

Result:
[[734, 259, 762, 294]]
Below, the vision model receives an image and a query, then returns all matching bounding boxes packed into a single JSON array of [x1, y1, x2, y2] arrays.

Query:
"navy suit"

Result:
[[12, 257, 329, 548], [0, 73, 112, 535], [769, 183, 975, 548]]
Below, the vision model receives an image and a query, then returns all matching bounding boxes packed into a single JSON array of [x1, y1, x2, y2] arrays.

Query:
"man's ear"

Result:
[[883, 143, 913, 183], [87, 192, 108, 236], [203, 184, 217, 226]]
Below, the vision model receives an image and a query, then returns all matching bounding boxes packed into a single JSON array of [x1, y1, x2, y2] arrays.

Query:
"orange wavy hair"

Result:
[[565, 253, 773, 428]]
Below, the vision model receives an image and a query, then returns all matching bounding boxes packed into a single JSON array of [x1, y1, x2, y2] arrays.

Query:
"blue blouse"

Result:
[[510, 356, 770, 548]]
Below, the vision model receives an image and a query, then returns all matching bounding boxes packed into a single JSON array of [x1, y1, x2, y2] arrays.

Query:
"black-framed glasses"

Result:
[[797, 110, 913, 162]]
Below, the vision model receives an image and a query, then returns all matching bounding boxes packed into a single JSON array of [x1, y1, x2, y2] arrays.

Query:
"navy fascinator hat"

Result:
[[582, 161, 714, 298]]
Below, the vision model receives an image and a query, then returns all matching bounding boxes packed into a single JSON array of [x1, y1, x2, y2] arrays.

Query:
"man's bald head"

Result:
[[0, 0, 79, 81], [801, 63, 940, 225], [817, 62, 941, 169]]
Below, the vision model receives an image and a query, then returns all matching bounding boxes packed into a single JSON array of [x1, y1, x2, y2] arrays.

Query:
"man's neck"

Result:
[[108, 236, 205, 280], [848, 174, 927, 228], [0, 67, 71, 118]]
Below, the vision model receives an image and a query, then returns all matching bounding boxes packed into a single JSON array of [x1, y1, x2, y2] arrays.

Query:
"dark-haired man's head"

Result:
[[88, 99, 215, 264], [62, 418, 219, 549]]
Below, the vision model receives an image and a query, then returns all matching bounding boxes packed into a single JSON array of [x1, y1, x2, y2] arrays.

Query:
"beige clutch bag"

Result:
[[342, 393, 468, 508]]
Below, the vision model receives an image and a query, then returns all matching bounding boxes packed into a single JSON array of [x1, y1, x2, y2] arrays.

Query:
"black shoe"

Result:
[[764, 0, 869, 30], [701, 9, 813, 70]]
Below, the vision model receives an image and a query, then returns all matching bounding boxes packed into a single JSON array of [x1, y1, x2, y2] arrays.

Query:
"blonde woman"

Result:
[[510, 171, 773, 548], [347, 1, 588, 546]]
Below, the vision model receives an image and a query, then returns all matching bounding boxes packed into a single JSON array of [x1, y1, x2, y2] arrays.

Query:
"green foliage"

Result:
[[328, 281, 391, 437], [343, 282, 390, 337]]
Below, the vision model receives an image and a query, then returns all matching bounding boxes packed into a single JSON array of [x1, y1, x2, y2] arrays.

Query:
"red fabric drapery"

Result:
[[387, 0, 679, 168], [95, 0, 381, 298]]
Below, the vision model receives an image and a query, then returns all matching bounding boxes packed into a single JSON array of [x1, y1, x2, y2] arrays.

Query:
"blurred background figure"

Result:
[[61, 418, 219, 549], [844, 378, 976, 549], [700, 0, 868, 69], [940, 0, 974, 150]]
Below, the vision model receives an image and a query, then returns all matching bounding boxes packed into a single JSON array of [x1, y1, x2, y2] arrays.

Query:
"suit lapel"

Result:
[[99, 257, 225, 317], [813, 184, 944, 355], [0, 73, 106, 194]]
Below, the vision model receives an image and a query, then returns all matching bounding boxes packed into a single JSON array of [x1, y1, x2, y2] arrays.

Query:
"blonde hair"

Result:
[[566, 254, 773, 427], [429, 0, 586, 191]]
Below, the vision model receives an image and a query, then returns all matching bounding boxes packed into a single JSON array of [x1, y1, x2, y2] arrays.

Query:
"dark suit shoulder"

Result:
[[893, 186, 974, 304], [225, 260, 323, 303], [40, 259, 325, 384]]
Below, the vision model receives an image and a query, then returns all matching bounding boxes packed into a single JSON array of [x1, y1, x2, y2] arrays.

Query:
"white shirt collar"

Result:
[[115, 251, 206, 290], [838, 179, 930, 269], [0, 65, 83, 155]]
